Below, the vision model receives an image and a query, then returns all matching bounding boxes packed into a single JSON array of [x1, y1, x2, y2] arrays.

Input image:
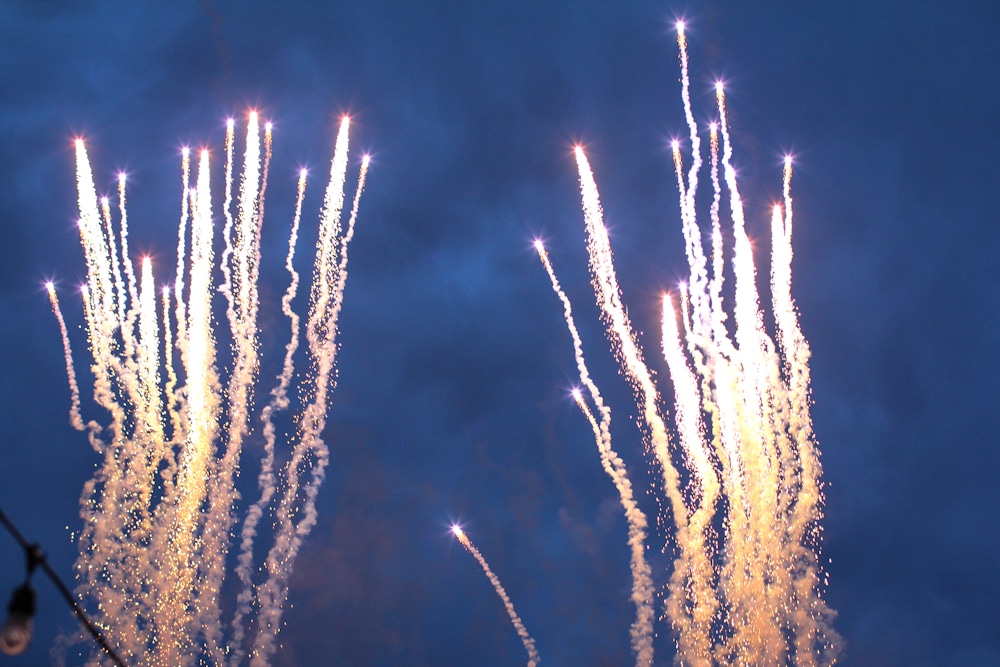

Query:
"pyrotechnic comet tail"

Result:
[[52, 114, 369, 667], [46, 284, 91, 435], [535, 241, 654, 666], [538, 25, 840, 667], [453, 527, 540, 667]]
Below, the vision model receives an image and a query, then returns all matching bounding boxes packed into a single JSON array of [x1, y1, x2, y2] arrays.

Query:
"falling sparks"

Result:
[[535, 240, 654, 666], [250, 116, 362, 667], [452, 526, 540, 667], [46, 283, 91, 434], [52, 115, 369, 666], [537, 24, 840, 667]]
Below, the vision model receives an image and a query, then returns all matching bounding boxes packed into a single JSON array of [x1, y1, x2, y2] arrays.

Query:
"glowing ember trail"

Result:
[[250, 118, 365, 667], [52, 115, 369, 666], [230, 166, 307, 667], [539, 24, 840, 667], [452, 526, 540, 667], [46, 283, 90, 434], [535, 240, 654, 666]]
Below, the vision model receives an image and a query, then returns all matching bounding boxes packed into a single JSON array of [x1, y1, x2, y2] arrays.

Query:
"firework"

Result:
[[539, 24, 840, 666], [452, 526, 540, 667], [535, 241, 655, 665], [53, 115, 368, 666]]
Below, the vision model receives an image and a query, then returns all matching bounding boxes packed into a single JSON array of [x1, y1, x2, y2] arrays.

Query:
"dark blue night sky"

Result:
[[1, 2, 998, 665]]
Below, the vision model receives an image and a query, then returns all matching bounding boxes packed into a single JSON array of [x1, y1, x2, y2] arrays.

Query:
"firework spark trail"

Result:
[[711, 81, 792, 665], [453, 527, 540, 667], [572, 147, 683, 530], [148, 148, 223, 667], [258, 122, 273, 222], [670, 140, 725, 579], [333, 155, 370, 322], [72, 140, 128, 455], [250, 119, 360, 667], [699, 124, 752, 636], [672, 138, 712, 385], [137, 259, 164, 444], [574, 145, 720, 663], [60, 117, 368, 666], [161, 286, 181, 476], [676, 24, 710, 339], [706, 123, 733, 360], [154, 281, 181, 623], [220, 117, 238, 318], [117, 174, 139, 311], [229, 168, 308, 667], [572, 392, 655, 666], [769, 163, 842, 664], [73, 141, 117, 362], [766, 196, 800, 530], [136, 258, 166, 522], [230, 112, 262, 348], [175, 147, 191, 359], [46, 284, 92, 434], [678, 282, 693, 340], [660, 294, 721, 652], [196, 114, 270, 664], [111, 258, 165, 640], [541, 31, 840, 667], [535, 241, 654, 666], [714, 82, 777, 440], [100, 196, 128, 332], [309, 118, 353, 336], [60, 120, 370, 666], [73, 141, 159, 665], [677, 34, 784, 663], [696, 127, 747, 565], [773, 162, 815, 532]]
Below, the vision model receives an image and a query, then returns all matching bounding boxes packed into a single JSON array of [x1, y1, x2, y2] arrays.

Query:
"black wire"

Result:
[[0, 505, 128, 667]]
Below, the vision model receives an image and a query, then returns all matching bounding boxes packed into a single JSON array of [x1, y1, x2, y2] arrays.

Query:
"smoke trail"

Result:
[[535, 241, 655, 666], [453, 527, 540, 667]]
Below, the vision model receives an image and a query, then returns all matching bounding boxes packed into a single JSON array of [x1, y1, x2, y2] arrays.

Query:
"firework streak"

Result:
[[538, 25, 840, 666], [452, 526, 540, 667], [52, 116, 368, 666]]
